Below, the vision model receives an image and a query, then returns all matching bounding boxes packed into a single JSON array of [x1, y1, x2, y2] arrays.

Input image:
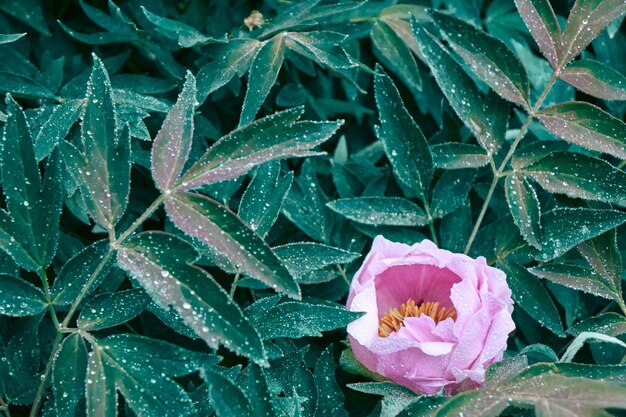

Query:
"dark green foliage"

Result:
[[0, 0, 625, 416]]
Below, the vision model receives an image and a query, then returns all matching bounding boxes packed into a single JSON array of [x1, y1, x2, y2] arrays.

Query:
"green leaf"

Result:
[[239, 162, 293, 237], [0, 33, 25, 44], [314, 346, 347, 417], [86, 334, 205, 417], [141, 6, 220, 48], [33, 100, 82, 161], [530, 263, 621, 301], [430, 169, 475, 219], [77, 289, 151, 330], [560, 0, 626, 65], [240, 34, 286, 126], [514, 0, 562, 67], [0, 274, 47, 316], [249, 299, 361, 339], [433, 364, 626, 416], [560, 59, 626, 100], [0, 72, 56, 100], [51, 240, 113, 306], [578, 229, 622, 289], [53, 333, 87, 417], [371, 19, 422, 96], [411, 20, 502, 153], [0, 96, 61, 271], [117, 231, 267, 364], [499, 260, 565, 336], [151, 71, 197, 192], [61, 54, 131, 230], [522, 152, 626, 205], [568, 312, 626, 337], [327, 197, 427, 226], [537, 208, 626, 261], [538, 102, 626, 160], [178, 107, 342, 190], [196, 40, 261, 103], [0, 0, 49, 35], [246, 364, 276, 416], [431, 10, 530, 107], [348, 381, 420, 417], [204, 369, 253, 417], [165, 192, 300, 299], [273, 242, 360, 277], [430, 143, 490, 169], [505, 173, 542, 250], [373, 66, 433, 200]]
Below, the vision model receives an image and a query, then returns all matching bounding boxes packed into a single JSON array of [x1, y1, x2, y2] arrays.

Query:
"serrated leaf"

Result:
[[239, 162, 293, 237], [433, 364, 626, 416], [371, 19, 422, 95], [522, 152, 626, 205], [51, 240, 113, 306], [240, 34, 286, 126], [151, 71, 196, 191], [505, 173, 542, 249], [165, 192, 300, 298], [537, 208, 626, 261], [498, 260, 565, 336], [0, 96, 61, 271], [62, 55, 130, 230], [530, 263, 621, 301], [273, 242, 360, 277], [327, 196, 427, 226], [430, 169, 475, 219], [431, 143, 490, 169], [0, 274, 47, 316], [141, 6, 220, 48], [77, 289, 151, 330], [53, 333, 87, 417], [117, 231, 267, 364], [33, 100, 82, 161], [569, 312, 626, 337], [250, 299, 360, 339], [431, 10, 530, 107], [559, 59, 626, 100], [538, 102, 626, 160], [196, 40, 261, 103], [86, 334, 204, 417], [560, 0, 626, 66], [177, 107, 341, 190], [514, 0, 562, 67], [373, 66, 432, 200]]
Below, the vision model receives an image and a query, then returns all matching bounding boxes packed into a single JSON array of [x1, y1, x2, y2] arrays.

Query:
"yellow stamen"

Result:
[[378, 298, 457, 337]]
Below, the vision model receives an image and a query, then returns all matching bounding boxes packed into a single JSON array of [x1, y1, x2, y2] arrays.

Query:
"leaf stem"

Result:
[[422, 201, 439, 246], [39, 268, 60, 331], [0, 398, 11, 417], [28, 332, 63, 417], [114, 194, 166, 246], [464, 72, 559, 254], [229, 270, 241, 298]]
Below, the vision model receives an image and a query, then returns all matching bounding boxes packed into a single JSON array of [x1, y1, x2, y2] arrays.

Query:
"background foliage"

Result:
[[0, 0, 625, 416]]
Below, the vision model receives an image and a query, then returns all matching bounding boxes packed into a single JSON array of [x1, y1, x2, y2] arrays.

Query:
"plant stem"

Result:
[[464, 72, 559, 254], [115, 194, 166, 246], [29, 332, 62, 417], [422, 201, 439, 246], [229, 271, 241, 298], [0, 398, 11, 417], [39, 268, 60, 331]]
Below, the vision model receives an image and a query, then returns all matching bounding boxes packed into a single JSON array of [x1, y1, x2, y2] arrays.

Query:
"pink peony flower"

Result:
[[347, 236, 515, 395]]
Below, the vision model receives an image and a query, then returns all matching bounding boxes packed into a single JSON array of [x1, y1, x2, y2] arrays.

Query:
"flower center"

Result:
[[378, 298, 457, 337]]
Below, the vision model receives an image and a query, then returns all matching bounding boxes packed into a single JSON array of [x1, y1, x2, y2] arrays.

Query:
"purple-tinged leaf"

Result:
[[0, 96, 61, 271], [431, 11, 530, 107], [151, 72, 196, 192], [176, 107, 341, 190], [505, 173, 542, 250], [538, 101, 626, 160], [411, 20, 503, 154], [559, 59, 626, 100], [430, 143, 490, 169], [522, 152, 626, 205], [165, 191, 300, 299], [61, 54, 131, 230], [117, 231, 267, 364], [514, 0, 562, 68], [560, 0, 626, 66], [530, 263, 620, 301], [577, 230, 623, 299], [239, 34, 286, 126], [327, 196, 428, 226]]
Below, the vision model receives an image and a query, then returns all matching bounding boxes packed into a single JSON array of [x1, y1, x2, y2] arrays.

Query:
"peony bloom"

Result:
[[346, 236, 515, 395]]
